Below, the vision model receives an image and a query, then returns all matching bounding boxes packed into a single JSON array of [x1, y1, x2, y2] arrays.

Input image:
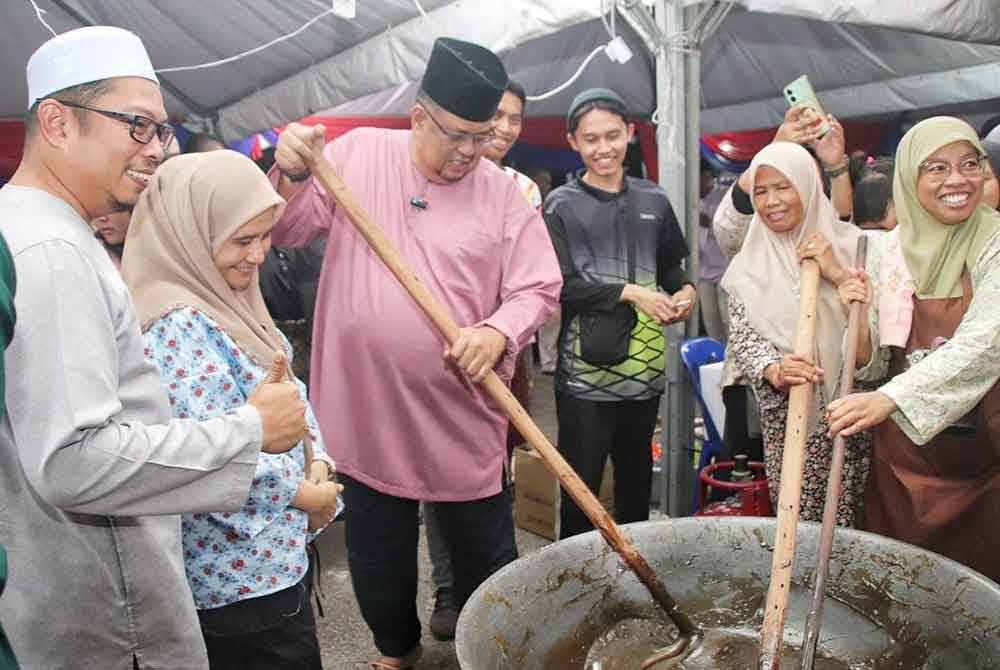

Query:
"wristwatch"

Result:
[[282, 167, 312, 182], [823, 156, 849, 179]]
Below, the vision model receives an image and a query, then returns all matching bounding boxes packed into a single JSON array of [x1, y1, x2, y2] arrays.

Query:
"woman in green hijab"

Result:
[[828, 116, 1000, 583]]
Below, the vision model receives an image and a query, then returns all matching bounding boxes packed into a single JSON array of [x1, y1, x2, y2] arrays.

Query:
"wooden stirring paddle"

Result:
[[799, 236, 869, 670], [303, 151, 702, 663], [758, 258, 822, 670]]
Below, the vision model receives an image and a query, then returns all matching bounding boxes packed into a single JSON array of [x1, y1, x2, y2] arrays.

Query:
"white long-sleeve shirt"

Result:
[[0, 185, 262, 670]]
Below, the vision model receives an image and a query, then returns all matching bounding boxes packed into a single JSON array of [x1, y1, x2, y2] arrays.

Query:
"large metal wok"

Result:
[[456, 518, 1000, 669]]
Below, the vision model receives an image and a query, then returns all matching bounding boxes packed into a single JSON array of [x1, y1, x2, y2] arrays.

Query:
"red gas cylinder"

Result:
[[694, 456, 773, 517]]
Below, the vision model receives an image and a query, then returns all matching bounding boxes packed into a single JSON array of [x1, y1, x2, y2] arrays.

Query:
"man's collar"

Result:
[[574, 168, 628, 201]]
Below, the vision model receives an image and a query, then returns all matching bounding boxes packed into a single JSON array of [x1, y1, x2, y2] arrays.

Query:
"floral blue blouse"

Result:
[[143, 307, 331, 610]]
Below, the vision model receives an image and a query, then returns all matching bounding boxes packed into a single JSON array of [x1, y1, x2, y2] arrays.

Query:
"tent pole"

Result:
[[656, 0, 697, 517], [655, 0, 685, 209], [208, 115, 223, 142], [684, 4, 702, 334]]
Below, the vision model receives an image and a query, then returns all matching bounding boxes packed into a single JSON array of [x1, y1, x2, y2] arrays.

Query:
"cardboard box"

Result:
[[514, 447, 558, 540], [513, 447, 615, 541], [515, 447, 558, 503], [515, 495, 558, 541]]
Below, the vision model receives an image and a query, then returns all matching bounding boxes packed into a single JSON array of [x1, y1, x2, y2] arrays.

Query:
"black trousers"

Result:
[[556, 391, 661, 539], [341, 474, 518, 657], [722, 384, 764, 463], [196, 564, 321, 670]]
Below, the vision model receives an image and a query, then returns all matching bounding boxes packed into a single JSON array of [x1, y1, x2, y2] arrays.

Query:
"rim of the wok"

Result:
[[456, 516, 1000, 667]]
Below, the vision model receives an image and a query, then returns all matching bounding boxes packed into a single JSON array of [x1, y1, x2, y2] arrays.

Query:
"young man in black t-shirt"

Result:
[[543, 88, 695, 538]]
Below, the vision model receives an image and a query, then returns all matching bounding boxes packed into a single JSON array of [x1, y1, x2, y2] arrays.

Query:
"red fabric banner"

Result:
[[0, 121, 25, 180], [0, 114, 887, 184], [703, 121, 888, 164]]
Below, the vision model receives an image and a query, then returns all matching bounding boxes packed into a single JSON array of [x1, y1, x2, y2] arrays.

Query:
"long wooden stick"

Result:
[[799, 237, 868, 670], [305, 154, 701, 640], [758, 258, 822, 670]]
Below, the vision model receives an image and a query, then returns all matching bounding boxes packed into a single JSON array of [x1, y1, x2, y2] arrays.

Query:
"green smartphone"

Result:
[[783, 75, 831, 138]]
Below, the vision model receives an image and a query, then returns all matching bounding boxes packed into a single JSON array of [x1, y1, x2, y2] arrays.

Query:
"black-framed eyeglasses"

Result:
[[418, 102, 495, 148], [53, 99, 174, 146]]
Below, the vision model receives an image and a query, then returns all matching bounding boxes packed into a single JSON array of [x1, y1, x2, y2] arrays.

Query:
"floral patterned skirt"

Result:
[[759, 405, 872, 527]]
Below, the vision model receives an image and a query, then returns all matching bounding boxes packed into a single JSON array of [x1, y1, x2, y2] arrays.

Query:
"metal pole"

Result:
[[684, 4, 702, 338], [656, 0, 697, 516], [654, 0, 671, 516], [208, 115, 223, 143], [656, 0, 686, 210]]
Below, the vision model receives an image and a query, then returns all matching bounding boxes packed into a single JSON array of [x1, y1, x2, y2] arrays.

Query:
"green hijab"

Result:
[[894, 116, 1000, 298]]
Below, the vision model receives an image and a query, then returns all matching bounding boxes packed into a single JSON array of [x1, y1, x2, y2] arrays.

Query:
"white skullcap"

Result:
[[26, 26, 158, 109]]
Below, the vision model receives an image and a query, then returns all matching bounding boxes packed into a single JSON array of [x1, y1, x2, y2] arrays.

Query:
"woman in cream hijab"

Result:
[[829, 117, 1000, 582], [123, 150, 340, 669], [722, 141, 869, 525]]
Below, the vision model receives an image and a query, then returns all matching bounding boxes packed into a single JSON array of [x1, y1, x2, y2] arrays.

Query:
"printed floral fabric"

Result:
[[729, 297, 871, 526], [503, 166, 542, 210], [711, 186, 751, 387], [857, 231, 1000, 445], [144, 307, 328, 609], [874, 229, 916, 348], [711, 185, 752, 259]]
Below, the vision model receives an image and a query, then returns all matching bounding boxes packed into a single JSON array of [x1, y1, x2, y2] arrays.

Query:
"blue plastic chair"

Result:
[[679, 337, 726, 512]]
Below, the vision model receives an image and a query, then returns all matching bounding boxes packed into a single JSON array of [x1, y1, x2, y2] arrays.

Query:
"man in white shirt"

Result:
[[0, 27, 307, 670]]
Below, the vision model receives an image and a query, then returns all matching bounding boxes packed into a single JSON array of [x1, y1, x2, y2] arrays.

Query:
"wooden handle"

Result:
[[302, 436, 315, 469], [758, 258, 822, 669], [834, 237, 868, 422], [800, 236, 868, 670], [305, 154, 699, 636]]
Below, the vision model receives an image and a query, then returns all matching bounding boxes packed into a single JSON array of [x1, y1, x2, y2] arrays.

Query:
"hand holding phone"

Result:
[[774, 105, 823, 145], [782, 75, 831, 139]]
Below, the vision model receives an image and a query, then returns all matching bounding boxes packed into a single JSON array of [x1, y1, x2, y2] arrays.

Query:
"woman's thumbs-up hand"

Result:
[[247, 351, 308, 454]]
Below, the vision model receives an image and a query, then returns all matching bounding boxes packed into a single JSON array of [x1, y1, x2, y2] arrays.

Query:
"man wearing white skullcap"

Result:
[[0, 26, 309, 670]]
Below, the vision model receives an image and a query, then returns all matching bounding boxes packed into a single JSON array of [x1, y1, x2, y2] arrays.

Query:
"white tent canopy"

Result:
[[741, 0, 1000, 43], [702, 2, 1000, 134], [3, 1, 1000, 140], [325, 1, 1000, 137], [1, 0, 603, 139]]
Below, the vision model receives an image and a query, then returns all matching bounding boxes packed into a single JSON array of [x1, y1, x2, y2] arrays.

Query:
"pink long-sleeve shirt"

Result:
[[270, 128, 561, 501]]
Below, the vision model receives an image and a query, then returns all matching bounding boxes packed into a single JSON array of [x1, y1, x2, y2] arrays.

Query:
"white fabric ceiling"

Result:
[[328, 1, 1000, 136], [3, 1, 1000, 140], [701, 2, 1000, 134], [1, 0, 604, 138], [741, 0, 1000, 44]]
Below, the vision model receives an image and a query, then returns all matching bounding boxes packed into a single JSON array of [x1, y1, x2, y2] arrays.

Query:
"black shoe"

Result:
[[429, 587, 459, 641]]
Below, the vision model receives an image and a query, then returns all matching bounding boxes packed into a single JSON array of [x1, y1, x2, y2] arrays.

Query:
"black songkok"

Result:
[[420, 38, 508, 122]]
